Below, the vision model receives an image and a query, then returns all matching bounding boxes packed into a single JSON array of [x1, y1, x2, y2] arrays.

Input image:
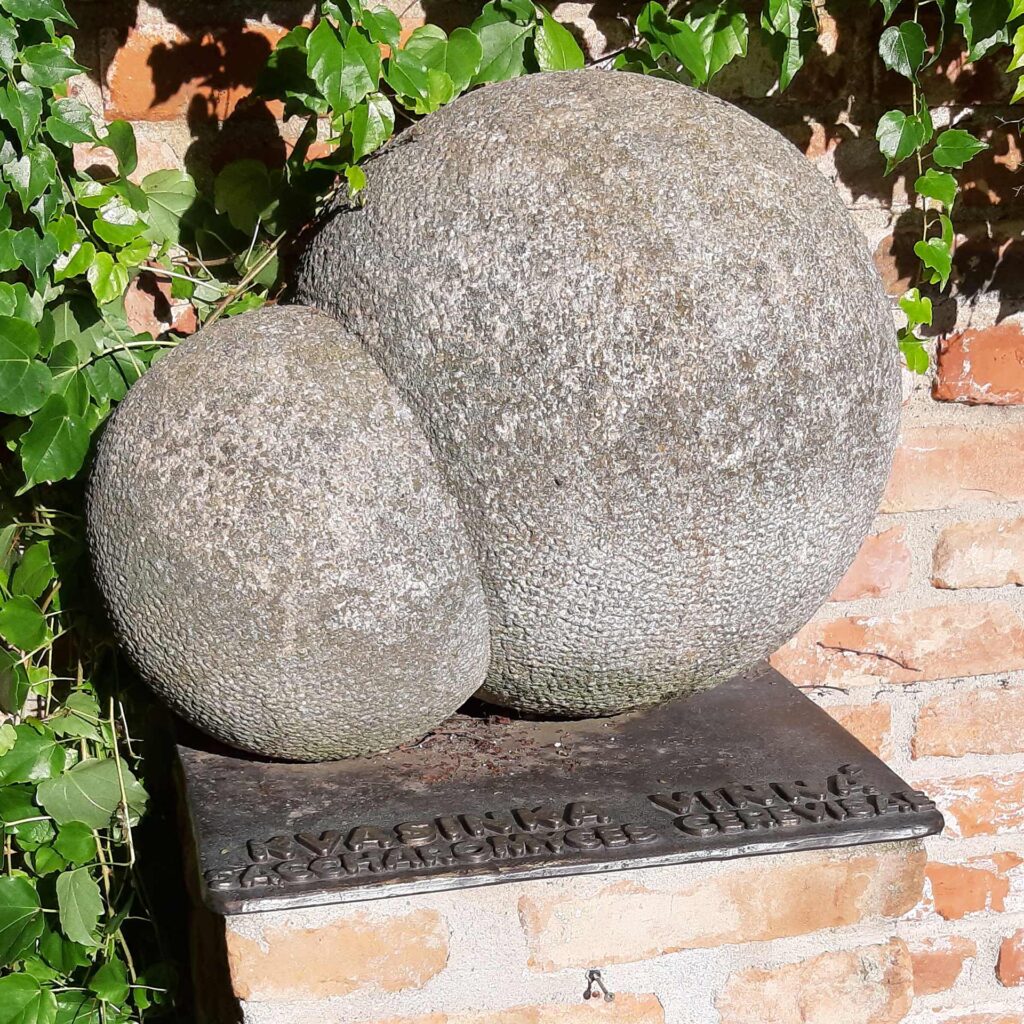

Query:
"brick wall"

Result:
[[70, 1, 1024, 1020]]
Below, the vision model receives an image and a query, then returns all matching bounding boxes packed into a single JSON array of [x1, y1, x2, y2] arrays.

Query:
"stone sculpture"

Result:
[[88, 69, 899, 757], [87, 306, 490, 761]]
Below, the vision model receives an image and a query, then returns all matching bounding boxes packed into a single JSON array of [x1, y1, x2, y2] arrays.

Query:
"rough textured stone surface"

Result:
[[295, 69, 899, 715], [87, 306, 489, 760]]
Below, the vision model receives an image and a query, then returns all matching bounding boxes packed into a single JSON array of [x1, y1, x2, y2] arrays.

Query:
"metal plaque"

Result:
[[177, 663, 943, 915]]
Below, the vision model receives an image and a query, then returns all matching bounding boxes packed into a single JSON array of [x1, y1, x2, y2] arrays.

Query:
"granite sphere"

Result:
[[294, 69, 900, 717], [87, 306, 490, 760]]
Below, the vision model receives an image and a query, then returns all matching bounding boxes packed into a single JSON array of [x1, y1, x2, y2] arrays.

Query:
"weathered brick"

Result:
[[909, 935, 976, 995], [517, 846, 924, 971], [73, 137, 183, 183], [914, 686, 1024, 758], [123, 271, 197, 339], [104, 26, 290, 121], [824, 702, 893, 758], [829, 527, 911, 601], [997, 928, 1024, 987], [715, 940, 913, 1024], [361, 995, 664, 1024], [882, 426, 1024, 513], [225, 908, 448, 1001], [771, 602, 1024, 688], [926, 774, 1024, 838], [934, 324, 1024, 405], [933, 517, 1024, 589], [937, 1015, 1024, 1024], [873, 232, 918, 296]]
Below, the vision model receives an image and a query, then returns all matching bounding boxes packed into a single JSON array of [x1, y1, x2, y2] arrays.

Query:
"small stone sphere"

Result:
[[87, 306, 490, 760], [295, 69, 900, 717]]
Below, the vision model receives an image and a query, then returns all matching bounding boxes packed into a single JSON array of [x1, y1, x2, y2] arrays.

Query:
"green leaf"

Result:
[[932, 128, 987, 168], [51, 692, 102, 741], [20, 394, 92, 487], [141, 169, 196, 244], [473, 20, 532, 83], [86, 252, 128, 305], [13, 228, 59, 283], [915, 167, 957, 209], [214, 160, 274, 235], [761, 0, 815, 89], [0, 596, 48, 650], [30, 847, 65, 876], [686, 0, 747, 81], [638, 3, 707, 82], [98, 120, 136, 177], [914, 235, 953, 288], [307, 19, 378, 112], [36, 757, 147, 829], [876, 109, 927, 168], [0, 722, 15, 755], [956, 0, 1011, 60], [11, 542, 54, 600], [899, 335, 930, 373], [90, 958, 129, 1004], [0, 0, 74, 24], [53, 822, 95, 865], [0, 15, 14, 71], [351, 93, 394, 160], [385, 49, 432, 102], [446, 27, 483, 93], [53, 993, 99, 1024], [0, 656, 30, 716], [879, 21, 927, 79], [93, 198, 144, 247], [39, 924, 90, 977], [413, 68, 455, 114], [55, 869, 102, 946], [3, 144, 56, 212], [52, 241, 96, 284], [0, 975, 57, 1024], [0, 786, 53, 848], [361, 5, 401, 48], [0, 82, 43, 147], [43, 98, 95, 146], [20, 42, 85, 88], [0, 875, 44, 967], [403, 24, 448, 68], [0, 316, 52, 416], [534, 10, 585, 70], [0, 724, 64, 784]]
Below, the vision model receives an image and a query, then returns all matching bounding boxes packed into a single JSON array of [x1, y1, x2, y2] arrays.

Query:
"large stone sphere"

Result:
[[87, 306, 490, 760], [295, 69, 900, 717]]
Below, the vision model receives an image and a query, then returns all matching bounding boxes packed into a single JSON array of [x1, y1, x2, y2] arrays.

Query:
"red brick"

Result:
[[123, 270, 197, 339], [829, 527, 911, 601], [925, 774, 1024, 838], [105, 26, 290, 122], [225, 908, 448, 1001], [934, 324, 1024, 405], [363, 996, 664, 1024], [927, 853, 1023, 919], [914, 686, 1024, 758], [882, 426, 1024, 513], [771, 602, 1024, 688], [715, 940, 913, 1024], [933, 517, 1024, 589], [909, 935, 976, 995], [517, 846, 924, 971], [825, 703, 893, 758], [873, 233, 918, 296], [997, 928, 1024, 986], [938, 1016, 1024, 1024]]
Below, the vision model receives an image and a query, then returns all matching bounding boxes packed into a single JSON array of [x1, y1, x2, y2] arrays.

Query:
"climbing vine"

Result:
[[0, 0, 1017, 1020]]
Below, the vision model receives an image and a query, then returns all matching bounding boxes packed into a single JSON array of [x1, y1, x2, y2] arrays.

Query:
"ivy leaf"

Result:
[[878, 21, 927, 80], [3, 144, 55, 212], [12, 228, 59, 283], [98, 120, 137, 178], [20, 394, 92, 488], [12, 541, 54, 600], [932, 128, 987, 168], [20, 42, 85, 88], [90, 958, 129, 1004], [53, 822, 95, 865], [55, 869, 102, 946], [914, 235, 953, 288], [0, 14, 15, 72], [0, 596, 48, 650], [386, 49, 432, 103], [0, 316, 53, 416], [36, 757, 147, 829], [52, 241, 96, 284], [761, 0, 815, 90], [0, 975, 57, 1024], [0, 875, 44, 967], [86, 252, 128, 305], [403, 24, 448, 69], [899, 287, 933, 329], [43, 98, 95, 146], [0, 82, 43, 148], [53, 993, 100, 1024], [214, 160, 273, 235], [38, 924, 90, 977], [414, 68, 455, 114], [0, 0, 74, 24], [351, 92, 394, 160], [141, 169, 196, 244], [0, 721, 15, 755], [307, 19, 378, 112], [473, 20, 532, 83], [361, 5, 401, 49], [899, 334, 930, 373], [686, 0, 747, 81], [876, 109, 927, 168], [638, 2, 707, 82], [94, 197, 145, 247], [0, 724, 64, 784], [534, 9, 585, 70], [915, 167, 957, 209], [956, 0, 1011, 60], [446, 27, 483, 93], [50, 691, 101, 741], [31, 847, 66, 876]]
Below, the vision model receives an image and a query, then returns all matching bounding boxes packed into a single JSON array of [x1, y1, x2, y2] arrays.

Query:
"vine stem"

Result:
[[203, 232, 287, 328]]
